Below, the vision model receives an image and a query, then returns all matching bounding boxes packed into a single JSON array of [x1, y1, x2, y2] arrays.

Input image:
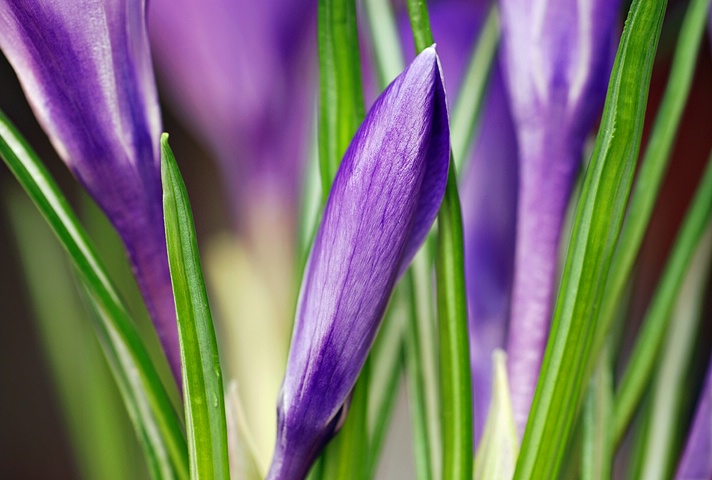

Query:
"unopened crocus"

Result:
[[498, 0, 620, 432], [0, 1, 180, 380], [268, 46, 450, 480], [676, 356, 712, 479]]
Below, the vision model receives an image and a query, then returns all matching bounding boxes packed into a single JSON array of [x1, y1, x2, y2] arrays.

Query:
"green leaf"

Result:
[[161, 135, 229, 480], [405, 250, 443, 480], [406, 3, 473, 479], [633, 224, 712, 480], [7, 189, 148, 480], [613, 153, 712, 445], [435, 161, 473, 480], [366, 288, 408, 477], [363, 0, 405, 87], [474, 350, 520, 480], [592, 0, 712, 391], [581, 345, 613, 480], [451, 6, 499, 174], [0, 110, 188, 480], [317, 0, 365, 196], [513, 0, 668, 475]]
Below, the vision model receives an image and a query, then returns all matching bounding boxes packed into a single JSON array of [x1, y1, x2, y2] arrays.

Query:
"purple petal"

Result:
[[460, 64, 519, 446], [267, 47, 450, 480], [148, 0, 316, 227], [676, 355, 712, 479], [498, 0, 620, 433], [0, 0, 180, 380]]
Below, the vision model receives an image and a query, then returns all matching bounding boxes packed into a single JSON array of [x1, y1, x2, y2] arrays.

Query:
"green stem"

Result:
[[451, 7, 499, 173], [435, 167, 473, 480], [317, 0, 364, 198], [405, 2, 473, 478]]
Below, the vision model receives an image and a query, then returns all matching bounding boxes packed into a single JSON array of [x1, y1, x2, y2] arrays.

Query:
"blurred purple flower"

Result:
[[148, 0, 316, 233], [267, 47, 450, 480], [498, 0, 620, 432], [676, 355, 712, 479], [0, 0, 180, 380], [460, 66, 518, 445]]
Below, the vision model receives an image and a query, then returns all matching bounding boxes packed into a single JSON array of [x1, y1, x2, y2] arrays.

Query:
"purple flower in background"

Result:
[[676, 356, 712, 479], [268, 47, 450, 480], [498, 0, 620, 432], [460, 66, 518, 445], [0, 1, 180, 381], [148, 0, 315, 234]]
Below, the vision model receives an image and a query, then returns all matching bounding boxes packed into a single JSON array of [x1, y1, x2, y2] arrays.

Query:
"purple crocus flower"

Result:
[[498, 0, 620, 432], [676, 355, 712, 479], [148, 0, 315, 234], [268, 46, 450, 480], [0, 1, 180, 380]]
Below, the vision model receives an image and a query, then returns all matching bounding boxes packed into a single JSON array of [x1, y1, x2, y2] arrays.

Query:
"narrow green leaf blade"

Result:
[[363, 0, 405, 87], [7, 190, 148, 480], [614, 153, 712, 444], [593, 0, 712, 383], [474, 350, 519, 480], [406, 4, 473, 479], [405, 258, 442, 480], [317, 0, 365, 196], [434, 178, 474, 480], [634, 224, 712, 480], [365, 283, 408, 477], [513, 0, 668, 475], [0, 110, 188, 480], [581, 345, 614, 480], [161, 135, 229, 480], [451, 6, 499, 173]]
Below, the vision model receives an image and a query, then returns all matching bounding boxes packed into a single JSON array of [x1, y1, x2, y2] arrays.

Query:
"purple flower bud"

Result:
[[676, 356, 712, 479], [0, 1, 180, 381], [498, 0, 620, 432], [267, 46, 450, 480]]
